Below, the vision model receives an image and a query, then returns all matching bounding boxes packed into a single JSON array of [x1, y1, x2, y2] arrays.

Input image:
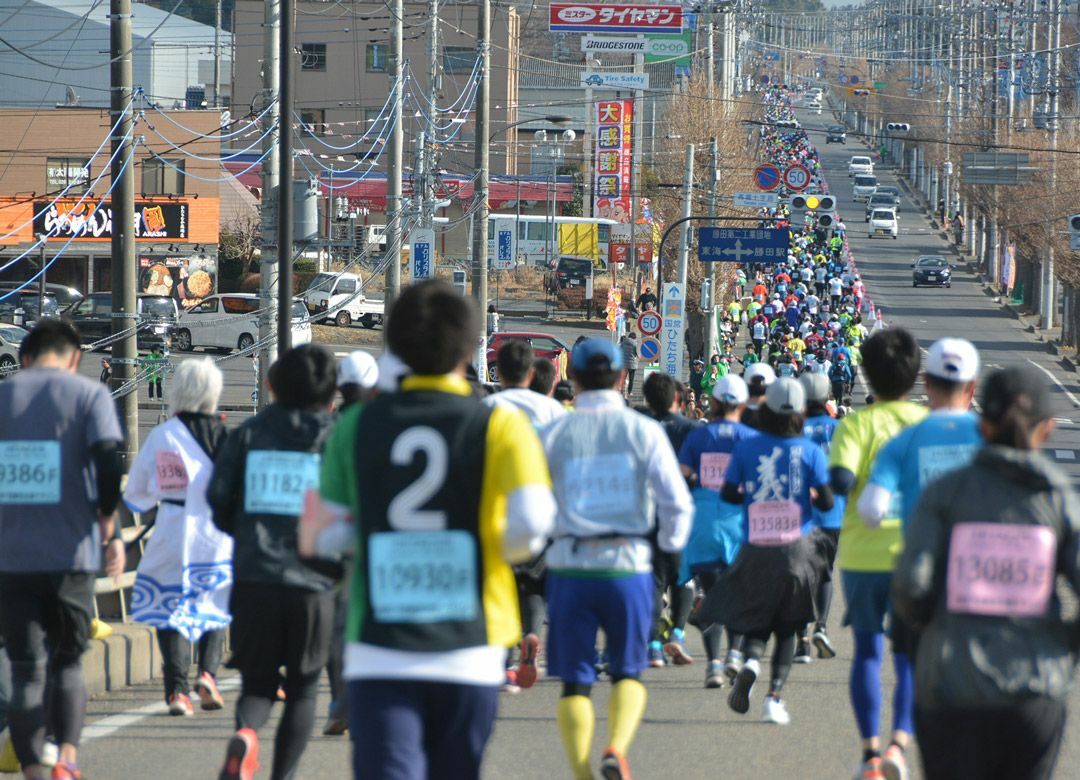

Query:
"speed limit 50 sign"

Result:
[[783, 164, 811, 192], [637, 311, 662, 336]]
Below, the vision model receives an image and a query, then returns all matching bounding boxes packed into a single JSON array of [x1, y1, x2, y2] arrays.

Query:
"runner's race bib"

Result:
[[946, 522, 1056, 618], [0, 441, 60, 504], [155, 451, 189, 492], [368, 530, 478, 623], [748, 499, 802, 546], [918, 444, 977, 488], [700, 452, 731, 491], [244, 450, 321, 515], [564, 454, 637, 517]]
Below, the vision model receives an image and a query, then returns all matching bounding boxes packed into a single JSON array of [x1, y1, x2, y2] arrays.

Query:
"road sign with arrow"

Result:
[[697, 227, 788, 264]]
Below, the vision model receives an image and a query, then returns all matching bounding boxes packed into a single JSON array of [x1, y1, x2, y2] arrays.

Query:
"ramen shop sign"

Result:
[[548, 3, 683, 33], [33, 200, 189, 241]]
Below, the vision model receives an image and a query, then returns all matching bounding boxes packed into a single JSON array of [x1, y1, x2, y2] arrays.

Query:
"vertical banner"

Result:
[[661, 282, 685, 379], [410, 227, 435, 281], [594, 99, 634, 223], [493, 218, 516, 270]]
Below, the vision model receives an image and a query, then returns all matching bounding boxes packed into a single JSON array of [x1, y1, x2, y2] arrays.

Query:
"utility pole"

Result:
[[676, 143, 694, 288], [705, 7, 714, 98], [705, 137, 718, 360], [385, 0, 404, 316], [1041, 0, 1060, 329], [110, 0, 138, 465], [277, 0, 294, 351], [629, 47, 644, 293], [213, 0, 222, 107], [470, 0, 490, 376], [257, 0, 279, 405]]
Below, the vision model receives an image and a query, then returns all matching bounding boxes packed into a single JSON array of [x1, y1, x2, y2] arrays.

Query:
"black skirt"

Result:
[[699, 529, 831, 635]]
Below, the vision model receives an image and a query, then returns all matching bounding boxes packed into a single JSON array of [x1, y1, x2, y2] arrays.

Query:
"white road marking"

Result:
[[81, 677, 241, 742], [1026, 358, 1080, 408], [1055, 450, 1076, 460]]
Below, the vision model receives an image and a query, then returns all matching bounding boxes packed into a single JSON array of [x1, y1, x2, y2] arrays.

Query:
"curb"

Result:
[[84, 623, 159, 698]]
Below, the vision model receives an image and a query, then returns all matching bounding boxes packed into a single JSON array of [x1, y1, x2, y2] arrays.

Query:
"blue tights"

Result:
[[849, 631, 914, 740]]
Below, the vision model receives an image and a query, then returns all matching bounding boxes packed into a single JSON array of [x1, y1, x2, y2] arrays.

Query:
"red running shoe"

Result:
[[219, 728, 259, 780], [195, 671, 225, 711], [516, 634, 541, 689]]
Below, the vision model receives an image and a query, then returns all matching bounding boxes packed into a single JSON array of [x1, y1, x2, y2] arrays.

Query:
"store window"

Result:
[[301, 43, 327, 71], [141, 158, 185, 196], [46, 158, 90, 192], [443, 46, 475, 74], [366, 44, 388, 72]]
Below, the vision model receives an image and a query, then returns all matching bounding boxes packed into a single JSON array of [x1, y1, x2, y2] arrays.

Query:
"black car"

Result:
[[547, 256, 595, 292], [874, 185, 901, 213], [912, 256, 952, 288], [826, 125, 846, 144], [65, 292, 179, 349]]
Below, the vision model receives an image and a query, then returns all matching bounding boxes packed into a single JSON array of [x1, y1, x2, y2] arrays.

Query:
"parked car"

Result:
[[912, 255, 952, 287], [867, 209, 899, 239], [865, 193, 899, 221], [301, 271, 384, 328], [485, 331, 570, 383], [0, 291, 61, 328], [0, 323, 25, 377], [173, 293, 311, 353], [848, 155, 874, 177], [64, 292, 178, 350], [546, 255, 595, 293], [852, 175, 879, 202], [0, 282, 83, 310], [825, 125, 847, 144]]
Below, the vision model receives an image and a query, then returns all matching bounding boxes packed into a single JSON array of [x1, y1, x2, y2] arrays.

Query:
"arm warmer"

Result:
[[830, 466, 856, 497], [90, 440, 122, 517]]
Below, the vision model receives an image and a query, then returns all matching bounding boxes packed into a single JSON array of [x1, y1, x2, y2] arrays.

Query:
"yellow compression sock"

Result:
[[557, 695, 595, 780], [607, 679, 647, 755]]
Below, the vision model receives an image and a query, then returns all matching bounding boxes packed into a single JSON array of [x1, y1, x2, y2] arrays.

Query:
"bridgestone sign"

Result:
[[582, 36, 647, 53]]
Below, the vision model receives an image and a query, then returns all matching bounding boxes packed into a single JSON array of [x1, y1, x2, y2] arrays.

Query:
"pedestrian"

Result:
[[0, 320, 125, 780], [123, 357, 231, 717], [635, 287, 657, 311], [542, 338, 692, 780], [828, 353, 853, 403], [486, 303, 500, 337], [827, 329, 926, 780], [98, 358, 110, 385], [145, 344, 166, 400], [678, 375, 757, 688], [209, 344, 340, 780], [619, 332, 638, 397], [484, 340, 567, 428], [705, 378, 835, 725], [893, 366, 1080, 780], [299, 280, 555, 779], [335, 350, 379, 411]]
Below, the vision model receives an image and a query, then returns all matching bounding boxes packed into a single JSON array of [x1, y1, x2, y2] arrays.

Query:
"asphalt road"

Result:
[[64, 104, 1080, 780]]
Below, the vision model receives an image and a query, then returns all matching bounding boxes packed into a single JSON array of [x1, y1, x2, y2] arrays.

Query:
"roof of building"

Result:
[[24, 0, 232, 44]]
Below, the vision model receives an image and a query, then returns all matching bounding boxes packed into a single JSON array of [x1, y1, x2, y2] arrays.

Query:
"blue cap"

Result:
[[571, 338, 624, 372]]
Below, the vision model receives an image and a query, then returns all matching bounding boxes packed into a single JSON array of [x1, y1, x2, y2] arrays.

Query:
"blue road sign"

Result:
[[753, 164, 781, 191], [638, 337, 661, 362], [763, 52, 779, 62], [698, 227, 788, 264]]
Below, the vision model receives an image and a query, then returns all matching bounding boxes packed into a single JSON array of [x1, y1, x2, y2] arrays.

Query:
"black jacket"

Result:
[[208, 404, 339, 591]]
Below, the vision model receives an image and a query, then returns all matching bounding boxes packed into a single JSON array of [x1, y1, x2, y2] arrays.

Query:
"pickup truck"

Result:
[[302, 271, 385, 329]]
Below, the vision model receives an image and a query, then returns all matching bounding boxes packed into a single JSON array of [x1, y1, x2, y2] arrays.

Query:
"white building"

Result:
[[0, 0, 231, 108]]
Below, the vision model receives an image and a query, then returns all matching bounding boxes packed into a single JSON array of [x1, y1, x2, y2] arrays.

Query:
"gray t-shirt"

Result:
[[0, 366, 122, 573]]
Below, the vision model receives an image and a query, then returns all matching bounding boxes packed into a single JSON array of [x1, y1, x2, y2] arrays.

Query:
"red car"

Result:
[[486, 331, 570, 383]]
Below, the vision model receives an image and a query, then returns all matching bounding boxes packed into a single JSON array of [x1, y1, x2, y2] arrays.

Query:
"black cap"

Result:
[[980, 366, 1052, 423]]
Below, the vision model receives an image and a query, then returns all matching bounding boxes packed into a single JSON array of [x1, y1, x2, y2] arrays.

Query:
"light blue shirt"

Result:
[[868, 410, 982, 526]]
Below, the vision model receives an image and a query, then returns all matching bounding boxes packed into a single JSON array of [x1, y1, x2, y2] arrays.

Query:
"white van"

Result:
[[852, 174, 880, 202], [172, 294, 311, 353], [302, 272, 384, 328]]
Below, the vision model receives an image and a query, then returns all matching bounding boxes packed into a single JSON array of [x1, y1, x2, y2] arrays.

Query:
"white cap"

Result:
[[744, 362, 777, 389], [765, 377, 807, 415], [712, 374, 749, 405], [926, 338, 979, 383], [375, 351, 410, 393], [337, 351, 379, 389]]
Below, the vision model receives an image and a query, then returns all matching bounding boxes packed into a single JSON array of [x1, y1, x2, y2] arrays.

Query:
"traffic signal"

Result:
[[887, 122, 911, 132], [791, 194, 809, 211], [817, 195, 836, 211], [817, 212, 836, 229], [1069, 214, 1080, 251], [700, 279, 713, 311]]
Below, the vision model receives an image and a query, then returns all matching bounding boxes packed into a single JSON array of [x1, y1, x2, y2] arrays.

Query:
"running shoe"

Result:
[[704, 660, 725, 689], [600, 747, 633, 780], [726, 658, 759, 715], [664, 635, 693, 666], [881, 745, 909, 780], [50, 762, 81, 780], [762, 695, 791, 725], [723, 648, 744, 683], [813, 625, 837, 659], [41, 743, 58, 768], [516, 633, 541, 689], [219, 728, 259, 780], [594, 650, 610, 677], [195, 671, 225, 711], [501, 669, 521, 694], [322, 701, 348, 736], [648, 645, 666, 668], [794, 638, 813, 664], [855, 757, 885, 780], [167, 692, 195, 717], [0, 731, 18, 773]]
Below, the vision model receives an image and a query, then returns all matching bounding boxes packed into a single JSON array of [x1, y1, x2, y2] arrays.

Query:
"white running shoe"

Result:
[[762, 695, 791, 725]]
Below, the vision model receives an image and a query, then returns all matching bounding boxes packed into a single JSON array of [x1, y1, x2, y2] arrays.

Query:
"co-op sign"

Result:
[[550, 3, 684, 33], [582, 35, 690, 58]]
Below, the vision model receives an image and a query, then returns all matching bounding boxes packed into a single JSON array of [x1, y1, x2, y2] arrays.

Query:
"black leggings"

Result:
[[157, 628, 225, 700], [650, 552, 693, 643], [916, 698, 1066, 780], [743, 627, 798, 696], [693, 569, 743, 662], [236, 670, 321, 780]]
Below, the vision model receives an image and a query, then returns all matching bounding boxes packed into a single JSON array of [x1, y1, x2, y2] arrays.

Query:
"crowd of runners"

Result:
[[0, 83, 1077, 780]]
